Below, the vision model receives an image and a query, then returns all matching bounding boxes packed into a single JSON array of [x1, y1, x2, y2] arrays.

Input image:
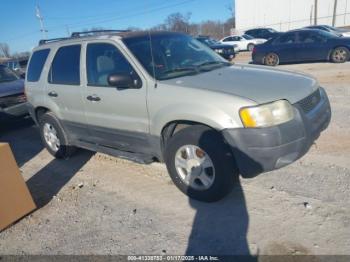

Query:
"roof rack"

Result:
[[39, 37, 72, 45], [39, 29, 131, 46], [71, 29, 130, 38]]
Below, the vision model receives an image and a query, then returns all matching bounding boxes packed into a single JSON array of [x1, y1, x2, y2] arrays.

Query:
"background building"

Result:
[[235, 0, 350, 32]]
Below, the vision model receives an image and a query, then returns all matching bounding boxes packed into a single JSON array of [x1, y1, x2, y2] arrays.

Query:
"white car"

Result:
[[220, 34, 267, 51]]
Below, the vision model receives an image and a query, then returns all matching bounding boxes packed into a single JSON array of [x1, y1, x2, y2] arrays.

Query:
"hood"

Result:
[[0, 79, 24, 97], [162, 64, 318, 104], [210, 43, 235, 49], [333, 36, 350, 43]]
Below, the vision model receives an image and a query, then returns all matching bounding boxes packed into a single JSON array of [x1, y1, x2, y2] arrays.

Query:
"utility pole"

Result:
[[310, 5, 314, 25], [333, 0, 338, 26], [345, 0, 348, 25], [314, 0, 318, 25], [35, 5, 48, 39]]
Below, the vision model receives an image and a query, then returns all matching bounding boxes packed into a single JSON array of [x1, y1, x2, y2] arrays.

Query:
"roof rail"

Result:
[[39, 37, 72, 45], [71, 29, 130, 38]]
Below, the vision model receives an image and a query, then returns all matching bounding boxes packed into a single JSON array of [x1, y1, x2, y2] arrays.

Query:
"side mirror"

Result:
[[107, 73, 141, 89]]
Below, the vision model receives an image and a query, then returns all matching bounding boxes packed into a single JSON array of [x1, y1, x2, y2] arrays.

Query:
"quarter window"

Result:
[[49, 45, 81, 85], [86, 43, 135, 86], [27, 49, 50, 82]]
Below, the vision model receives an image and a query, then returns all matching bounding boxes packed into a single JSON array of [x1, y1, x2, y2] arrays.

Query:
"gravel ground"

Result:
[[0, 54, 349, 257]]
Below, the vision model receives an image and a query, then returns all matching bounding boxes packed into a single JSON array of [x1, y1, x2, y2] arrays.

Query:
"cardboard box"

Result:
[[0, 143, 36, 231]]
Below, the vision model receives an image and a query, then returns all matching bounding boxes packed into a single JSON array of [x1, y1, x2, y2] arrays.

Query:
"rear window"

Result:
[[27, 49, 50, 82], [49, 45, 81, 85]]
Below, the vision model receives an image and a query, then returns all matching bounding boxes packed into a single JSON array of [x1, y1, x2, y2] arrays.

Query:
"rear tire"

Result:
[[164, 125, 238, 202], [38, 112, 76, 159], [331, 47, 350, 63], [264, 52, 280, 66]]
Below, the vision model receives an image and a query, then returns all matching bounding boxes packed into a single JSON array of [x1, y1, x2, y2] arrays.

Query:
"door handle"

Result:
[[48, 91, 58, 97], [87, 95, 101, 102]]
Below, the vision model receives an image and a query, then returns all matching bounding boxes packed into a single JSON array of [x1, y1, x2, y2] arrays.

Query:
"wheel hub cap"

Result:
[[175, 145, 215, 191], [43, 123, 60, 152]]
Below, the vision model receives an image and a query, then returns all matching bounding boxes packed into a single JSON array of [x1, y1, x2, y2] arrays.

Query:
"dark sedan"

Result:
[[252, 29, 350, 66], [196, 36, 239, 61], [0, 65, 27, 120]]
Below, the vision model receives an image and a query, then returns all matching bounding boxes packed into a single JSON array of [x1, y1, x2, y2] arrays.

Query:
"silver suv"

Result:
[[25, 30, 331, 202]]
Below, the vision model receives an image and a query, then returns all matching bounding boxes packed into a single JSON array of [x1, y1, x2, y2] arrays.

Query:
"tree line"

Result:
[[1, 12, 235, 58]]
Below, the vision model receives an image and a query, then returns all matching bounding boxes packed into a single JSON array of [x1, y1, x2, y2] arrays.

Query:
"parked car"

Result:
[[196, 36, 238, 60], [3, 57, 29, 78], [220, 34, 266, 51], [26, 30, 331, 202], [305, 25, 350, 37], [252, 29, 350, 66], [245, 28, 282, 40], [0, 65, 27, 120]]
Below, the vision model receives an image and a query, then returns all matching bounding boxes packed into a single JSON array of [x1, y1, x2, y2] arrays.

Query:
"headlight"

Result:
[[215, 49, 223, 54], [239, 100, 294, 128]]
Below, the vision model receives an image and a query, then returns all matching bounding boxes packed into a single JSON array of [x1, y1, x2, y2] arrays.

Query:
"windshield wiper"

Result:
[[195, 61, 231, 71], [196, 61, 231, 67], [162, 67, 198, 74]]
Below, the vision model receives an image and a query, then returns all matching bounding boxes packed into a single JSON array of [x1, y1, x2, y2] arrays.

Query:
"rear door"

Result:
[[46, 44, 90, 140], [81, 41, 149, 153]]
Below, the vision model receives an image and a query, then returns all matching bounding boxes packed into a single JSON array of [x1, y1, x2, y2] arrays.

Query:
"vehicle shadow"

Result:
[[186, 183, 257, 261], [27, 150, 94, 208], [185, 130, 259, 261], [0, 117, 43, 167]]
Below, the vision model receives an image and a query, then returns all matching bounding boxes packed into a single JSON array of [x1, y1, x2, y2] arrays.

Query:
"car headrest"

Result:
[[97, 56, 114, 73]]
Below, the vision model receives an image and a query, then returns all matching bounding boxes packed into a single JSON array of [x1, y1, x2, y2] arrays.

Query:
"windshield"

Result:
[[123, 33, 229, 80], [0, 65, 19, 83], [323, 25, 339, 31], [243, 34, 254, 40], [318, 30, 341, 38]]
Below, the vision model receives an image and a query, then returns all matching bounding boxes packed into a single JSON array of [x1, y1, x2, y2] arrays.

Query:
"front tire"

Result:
[[331, 47, 350, 63], [264, 52, 280, 66], [38, 112, 75, 159], [247, 43, 255, 52], [164, 125, 238, 202]]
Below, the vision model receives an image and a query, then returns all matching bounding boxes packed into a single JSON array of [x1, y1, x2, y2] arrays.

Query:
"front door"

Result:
[[81, 41, 149, 153], [296, 31, 329, 61]]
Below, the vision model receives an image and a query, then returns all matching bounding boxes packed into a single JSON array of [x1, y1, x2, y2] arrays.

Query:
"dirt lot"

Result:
[[0, 53, 349, 257]]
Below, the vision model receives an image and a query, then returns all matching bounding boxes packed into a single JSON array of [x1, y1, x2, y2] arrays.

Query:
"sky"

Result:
[[0, 0, 234, 53]]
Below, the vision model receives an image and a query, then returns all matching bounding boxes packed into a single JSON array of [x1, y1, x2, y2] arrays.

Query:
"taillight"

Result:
[[252, 47, 257, 54]]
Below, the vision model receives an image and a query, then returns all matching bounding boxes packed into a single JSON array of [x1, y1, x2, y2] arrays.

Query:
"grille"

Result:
[[295, 89, 321, 114], [0, 94, 26, 109]]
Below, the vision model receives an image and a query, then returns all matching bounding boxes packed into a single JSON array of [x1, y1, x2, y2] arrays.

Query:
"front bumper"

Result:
[[222, 87, 331, 177], [0, 102, 28, 120]]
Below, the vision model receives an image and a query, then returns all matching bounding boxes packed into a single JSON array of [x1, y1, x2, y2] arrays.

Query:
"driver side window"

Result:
[[86, 43, 135, 87]]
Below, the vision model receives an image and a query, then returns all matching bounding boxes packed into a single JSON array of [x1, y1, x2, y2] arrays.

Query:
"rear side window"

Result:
[[49, 45, 81, 85], [27, 49, 50, 82]]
